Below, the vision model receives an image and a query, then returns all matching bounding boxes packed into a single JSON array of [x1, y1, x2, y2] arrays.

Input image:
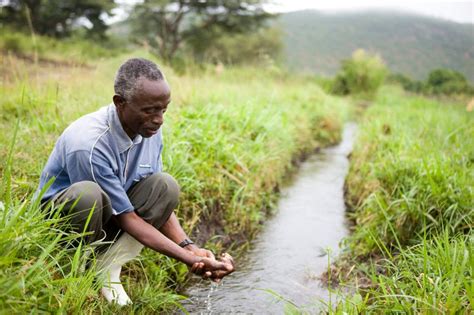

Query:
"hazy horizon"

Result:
[[108, 1, 474, 25], [270, 1, 473, 24]]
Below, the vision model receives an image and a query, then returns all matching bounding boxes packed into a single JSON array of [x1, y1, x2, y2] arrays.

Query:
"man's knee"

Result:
[[129, 173, 180, 228], [148, 173, 180, 205], [66, 181, 107, 211], [55, 181, 112, 243], [161, 173, 180, 205]]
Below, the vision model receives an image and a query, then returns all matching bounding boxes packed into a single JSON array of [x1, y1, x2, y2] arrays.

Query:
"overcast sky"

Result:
[[269, 0, 473, 24], [110, 0, 474, 24]]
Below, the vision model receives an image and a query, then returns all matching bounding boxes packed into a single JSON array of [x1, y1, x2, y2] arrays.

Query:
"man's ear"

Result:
[[113, 94, 126, 108]]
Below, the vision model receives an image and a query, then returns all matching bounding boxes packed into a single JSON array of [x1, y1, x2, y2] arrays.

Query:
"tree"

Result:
[[426, 69, 473, 95], [0, 0, 116, 38], [387, 73, 424, 93], [195, 26, 283, 65], [129, 0, 274, 62]]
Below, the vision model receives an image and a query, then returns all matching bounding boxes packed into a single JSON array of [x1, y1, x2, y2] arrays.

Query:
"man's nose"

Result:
[[152, 113, 163, 125]]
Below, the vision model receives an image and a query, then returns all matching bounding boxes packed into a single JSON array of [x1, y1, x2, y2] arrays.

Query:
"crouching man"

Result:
[[36, 58, 234, 306]]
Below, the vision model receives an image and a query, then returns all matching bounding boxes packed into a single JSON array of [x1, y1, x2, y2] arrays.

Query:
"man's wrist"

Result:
[[178, 238, 194, 248]]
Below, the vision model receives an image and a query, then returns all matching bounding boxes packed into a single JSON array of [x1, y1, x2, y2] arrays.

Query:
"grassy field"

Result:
[[332, 86, 473, 313], [0, 38, 350, 312], [0, 28, 120, 65], [4, 30, 470, 314]]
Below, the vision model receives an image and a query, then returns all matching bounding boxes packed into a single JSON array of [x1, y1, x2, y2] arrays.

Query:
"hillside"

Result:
[[279, 10, 474, 81]]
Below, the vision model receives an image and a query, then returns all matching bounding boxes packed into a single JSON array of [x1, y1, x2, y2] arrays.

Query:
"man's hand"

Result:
[[210, 253, 235, 282], [190, 255, 234, 282], [190, 252, 235, 282], [184, 244, 215, 259], [185, 244, 216, 278]]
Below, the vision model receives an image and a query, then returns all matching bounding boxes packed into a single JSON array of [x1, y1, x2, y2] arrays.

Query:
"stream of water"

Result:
[[182, 123, 357, 314]]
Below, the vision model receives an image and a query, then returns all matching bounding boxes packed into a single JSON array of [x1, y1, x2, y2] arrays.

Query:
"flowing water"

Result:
[[182, 123, 357, 314]]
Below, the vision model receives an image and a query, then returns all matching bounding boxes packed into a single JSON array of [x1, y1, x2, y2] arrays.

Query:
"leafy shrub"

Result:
[[331, 49, 388, 98]]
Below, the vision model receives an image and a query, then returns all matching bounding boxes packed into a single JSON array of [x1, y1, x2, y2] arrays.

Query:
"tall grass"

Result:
[[0, 48, 349, 312], [0, 29, 121, 65], [0, 124, 100, 312], [331, 232, 472, 313], [345, 86, 473, 255], [335, 85, 473, 313]]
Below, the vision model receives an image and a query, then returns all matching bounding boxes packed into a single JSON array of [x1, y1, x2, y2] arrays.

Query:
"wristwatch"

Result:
[[178, 238, 194, 248]]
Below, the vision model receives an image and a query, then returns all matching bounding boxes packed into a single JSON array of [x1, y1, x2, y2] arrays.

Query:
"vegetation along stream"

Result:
[[182, 123, 357, 314]]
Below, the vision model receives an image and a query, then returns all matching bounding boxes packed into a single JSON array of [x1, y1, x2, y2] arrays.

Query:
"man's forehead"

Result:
[[135, 77, 170, 96]]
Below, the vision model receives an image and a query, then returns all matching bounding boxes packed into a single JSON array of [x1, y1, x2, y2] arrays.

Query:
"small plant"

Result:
[[331, 49, 388, 99]]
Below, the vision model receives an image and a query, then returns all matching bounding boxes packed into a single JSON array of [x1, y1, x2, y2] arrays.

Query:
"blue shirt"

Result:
[[37, 104, 163, 215]]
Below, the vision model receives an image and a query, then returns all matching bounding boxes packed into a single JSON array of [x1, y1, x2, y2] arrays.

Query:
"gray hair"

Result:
[[114, 58, 164, 100]]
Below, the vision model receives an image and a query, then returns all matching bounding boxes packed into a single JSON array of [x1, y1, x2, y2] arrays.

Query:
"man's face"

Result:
[[114, 78, 171, 139]]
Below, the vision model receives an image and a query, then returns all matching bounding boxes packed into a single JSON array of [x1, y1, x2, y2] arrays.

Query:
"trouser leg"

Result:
[[50, 181, 115, 243], [98, 173, 180, 306]]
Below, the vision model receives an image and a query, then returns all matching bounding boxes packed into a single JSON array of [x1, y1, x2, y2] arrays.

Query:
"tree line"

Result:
[[323, 49, 474, 99], [0, 0, 280, 64], [2, 1, 471, 96], [388, 69, 474, 96]]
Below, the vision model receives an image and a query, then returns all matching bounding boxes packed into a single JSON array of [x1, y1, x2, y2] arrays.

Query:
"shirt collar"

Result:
[[108, 104, 143, 153]]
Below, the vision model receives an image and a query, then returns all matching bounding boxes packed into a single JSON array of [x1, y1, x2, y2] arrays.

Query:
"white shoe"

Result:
[[96, 233, 144, 306]]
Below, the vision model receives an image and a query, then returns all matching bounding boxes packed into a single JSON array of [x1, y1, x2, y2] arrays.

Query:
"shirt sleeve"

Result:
[[66, 150, 134, 215]]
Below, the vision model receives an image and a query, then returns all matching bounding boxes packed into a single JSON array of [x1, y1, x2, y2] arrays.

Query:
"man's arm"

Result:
[[67, 151, 233, 277], [115, 211, 232, 275]]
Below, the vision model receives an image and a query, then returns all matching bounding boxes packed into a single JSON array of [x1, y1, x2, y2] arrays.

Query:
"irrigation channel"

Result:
[[182, 123, 357, 314]]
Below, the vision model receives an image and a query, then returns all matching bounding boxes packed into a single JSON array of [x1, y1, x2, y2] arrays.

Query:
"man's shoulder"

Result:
[[60, 105, 112, 152]]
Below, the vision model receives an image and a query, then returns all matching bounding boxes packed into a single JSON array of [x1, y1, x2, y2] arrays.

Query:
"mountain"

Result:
[[278, 10, 474, 81]]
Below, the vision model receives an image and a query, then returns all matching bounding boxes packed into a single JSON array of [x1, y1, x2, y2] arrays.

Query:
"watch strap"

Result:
[[178, 239, 194, 247]]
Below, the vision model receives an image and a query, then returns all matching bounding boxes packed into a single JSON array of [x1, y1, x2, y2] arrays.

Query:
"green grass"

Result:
[[345, 86, 473, 255], [332, 86, 473, 313], [331, 233, 473, 314], [0, 29, 121, 64], [0, 45, 349, 312]]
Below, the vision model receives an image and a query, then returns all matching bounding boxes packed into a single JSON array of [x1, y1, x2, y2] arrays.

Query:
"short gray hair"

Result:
[[114, 58, 164, 100]]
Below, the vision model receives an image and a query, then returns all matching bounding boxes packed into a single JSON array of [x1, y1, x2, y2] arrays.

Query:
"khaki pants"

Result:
[[48, 173, 180, 245]]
